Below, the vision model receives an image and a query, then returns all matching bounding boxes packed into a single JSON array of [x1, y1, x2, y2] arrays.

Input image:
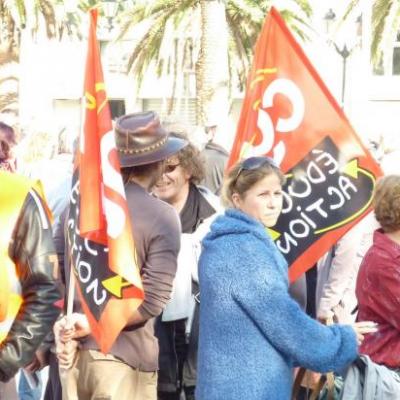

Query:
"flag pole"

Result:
[[64, 1, 87, 324], [58, 265, 77, 385], [66, 265, 76, 319]]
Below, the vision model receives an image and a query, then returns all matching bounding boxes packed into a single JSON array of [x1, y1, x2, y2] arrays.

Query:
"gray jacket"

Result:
[[340, 355, 400, 399]]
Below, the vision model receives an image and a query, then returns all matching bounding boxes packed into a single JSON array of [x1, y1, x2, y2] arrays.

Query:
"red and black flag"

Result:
[[67, 9, 144, 353], [228, 8, 382, 282]]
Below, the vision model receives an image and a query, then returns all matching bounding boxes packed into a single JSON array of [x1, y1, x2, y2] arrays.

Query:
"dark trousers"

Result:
[[155, 313, 198, 400], [43, 352, 62, 400], [155, 317, 188, 397], [182, 303, 199, 389]]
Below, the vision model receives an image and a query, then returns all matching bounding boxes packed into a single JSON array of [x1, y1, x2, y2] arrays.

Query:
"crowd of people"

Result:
[[0, 111, 400, 400]]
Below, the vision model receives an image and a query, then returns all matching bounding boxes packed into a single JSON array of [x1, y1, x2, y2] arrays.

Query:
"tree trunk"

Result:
[[168, 38, 179, 115], [0, 51, 19, 118], [196, 0, 229, 126], [0, 16, 19, 119]]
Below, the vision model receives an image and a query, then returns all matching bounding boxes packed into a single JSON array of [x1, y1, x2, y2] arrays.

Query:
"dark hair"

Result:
[[222, 158, 285, 208], [0, 122, 16, 145], [169, 132, 205, 184], [373, 175, 400, 232], [121, 160, 163, 182], [0, 138, 10, 160]]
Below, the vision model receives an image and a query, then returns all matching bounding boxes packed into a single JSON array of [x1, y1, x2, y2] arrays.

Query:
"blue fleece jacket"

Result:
[[196, 209, 358, 400]]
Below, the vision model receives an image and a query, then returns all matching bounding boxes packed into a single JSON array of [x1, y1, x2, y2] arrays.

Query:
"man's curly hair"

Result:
[[374, 175, 400, 232], [169, 131, 205, 184]]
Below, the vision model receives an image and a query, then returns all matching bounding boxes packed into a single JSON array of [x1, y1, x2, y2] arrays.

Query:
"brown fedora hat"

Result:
[[115, 111, 188, 167]]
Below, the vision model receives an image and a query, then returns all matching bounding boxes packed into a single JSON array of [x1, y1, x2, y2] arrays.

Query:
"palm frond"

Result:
[[39, 0, 57, 38], [117, 8, 148, 40], [342, 0, 360, 22], [226, 1, 263, 53], [292, 0, 312, 18], [0, 92, 18, 113], [124, 0, 195, 86], [226, 12, 253, 85], [0, 51, 18, 66], [118, 0, 196, 40], [0, 76, 18, 86], [78, 0, 101, 12], [125, 13, 167, 72], [371, 0, 394, 64], [119, 0, 313, 104], [279, 9, 312, 41], [9, 0, 27, 28]]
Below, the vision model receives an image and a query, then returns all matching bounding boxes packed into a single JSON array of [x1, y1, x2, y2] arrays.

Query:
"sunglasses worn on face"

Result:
[[164, 163, 180, 174], [233, 156, 278, 183]]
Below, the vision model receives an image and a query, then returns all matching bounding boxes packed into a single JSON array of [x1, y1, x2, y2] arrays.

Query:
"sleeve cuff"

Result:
[[137, 304, 154, 320]]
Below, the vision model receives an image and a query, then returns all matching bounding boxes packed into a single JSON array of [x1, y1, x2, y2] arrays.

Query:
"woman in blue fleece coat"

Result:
[[196, 156, 377, 400]]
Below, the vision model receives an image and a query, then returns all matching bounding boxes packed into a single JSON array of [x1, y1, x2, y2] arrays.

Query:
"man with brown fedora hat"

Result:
[[57, 111, 188, 400]]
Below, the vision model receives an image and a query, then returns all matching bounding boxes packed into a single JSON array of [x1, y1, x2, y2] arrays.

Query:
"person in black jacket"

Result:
[[0, 171, 61, 398]]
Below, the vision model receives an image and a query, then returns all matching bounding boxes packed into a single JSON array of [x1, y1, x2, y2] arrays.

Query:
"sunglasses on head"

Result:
[[164, 163, 180, 174], [233, 156, 278, 182]]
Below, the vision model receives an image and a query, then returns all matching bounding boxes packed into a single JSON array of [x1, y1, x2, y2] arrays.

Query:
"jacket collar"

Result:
[[373, 229, 400, 259]]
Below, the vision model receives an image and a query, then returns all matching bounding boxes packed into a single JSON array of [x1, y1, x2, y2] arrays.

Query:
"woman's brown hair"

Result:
[[374, 175, 400, 232]]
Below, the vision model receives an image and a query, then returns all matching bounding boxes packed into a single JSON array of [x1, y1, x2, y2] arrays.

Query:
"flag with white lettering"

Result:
[[67, 9, 144, 353], [228, 7, 382, 282]]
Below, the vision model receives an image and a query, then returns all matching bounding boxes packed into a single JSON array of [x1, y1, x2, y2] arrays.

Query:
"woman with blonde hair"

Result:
[[196, 156, 377, 400]]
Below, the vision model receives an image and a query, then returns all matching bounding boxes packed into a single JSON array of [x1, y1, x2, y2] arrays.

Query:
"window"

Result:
[[373, 29, 400, 76], [53, 99, 81, 135], [142, 98, 197, 125], [99, 40, 130, 73], [393, 44, 400, 75]]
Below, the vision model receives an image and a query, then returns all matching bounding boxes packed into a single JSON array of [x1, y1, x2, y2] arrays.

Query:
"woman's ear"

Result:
[[184, 169, 191, 181], [231, 192, 241, 209]]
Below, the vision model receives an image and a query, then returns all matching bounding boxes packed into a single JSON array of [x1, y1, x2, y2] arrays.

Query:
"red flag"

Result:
[[229, 8, 382, 282], [67, 9, 144, 353]]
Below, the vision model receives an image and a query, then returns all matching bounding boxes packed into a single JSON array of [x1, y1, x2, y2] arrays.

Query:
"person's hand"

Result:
[[54, 313, 91, 342], [53, 313, 90, 370], [24, 349, 48, 373], [68, 313, 91, 339], [54, 316, 70, 343], [351, 321, 378, 345], [317, 316, 334, 325], [54, 317, 75, 369], [56, 339, 79, 370]]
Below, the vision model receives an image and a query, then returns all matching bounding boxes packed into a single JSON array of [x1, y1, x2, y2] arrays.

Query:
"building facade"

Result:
[[17, 1, 400, 153]]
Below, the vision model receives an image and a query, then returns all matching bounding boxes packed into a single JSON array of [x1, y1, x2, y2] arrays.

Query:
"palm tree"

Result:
[[0, 0, 60, 116], [343, 0, 400, 67], [0, 0, 62, 115], [0, 0, 104, 118], [118, 0, 312, 125]]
